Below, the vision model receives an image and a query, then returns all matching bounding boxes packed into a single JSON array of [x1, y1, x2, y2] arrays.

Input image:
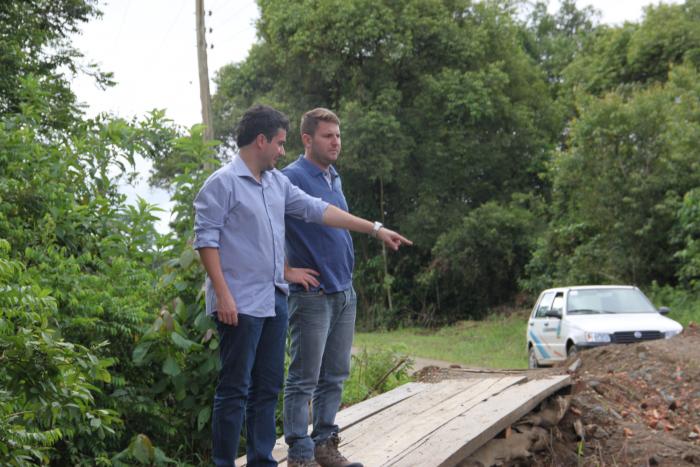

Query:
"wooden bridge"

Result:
[[238, 372, 571, 466]]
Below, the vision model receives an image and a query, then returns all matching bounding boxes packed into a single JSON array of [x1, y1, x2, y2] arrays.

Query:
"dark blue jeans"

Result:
[[211, 291, 288, 467]]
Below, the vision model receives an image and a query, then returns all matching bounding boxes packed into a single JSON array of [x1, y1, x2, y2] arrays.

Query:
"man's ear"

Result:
[[301, 132, 312, 148], [255, 133, 267, 148]]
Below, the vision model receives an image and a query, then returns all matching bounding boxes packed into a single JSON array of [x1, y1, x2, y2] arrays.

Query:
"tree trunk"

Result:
[[379, 176, 393, 313]]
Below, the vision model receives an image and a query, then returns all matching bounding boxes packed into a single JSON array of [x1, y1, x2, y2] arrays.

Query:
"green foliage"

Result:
[[563, 0, 700, 94], [147, 123, 221, 191], [0, 0, 108, 128], [526, 63, 700, 289], [112, 433, 176, 466], [0, 242, 120, 465], [0, 10, 213, 458], [418, 199, 539, 324], [342, 348, 413, 406], [648, 283, 700, 327], [129, 253, 219, 458], [675, 188, 700, 287], [522, 0, 600, 91]]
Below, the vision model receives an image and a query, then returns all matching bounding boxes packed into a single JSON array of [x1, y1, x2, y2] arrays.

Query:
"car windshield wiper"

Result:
[[567, 308, 602, 314], [605, 310, 654, 314]]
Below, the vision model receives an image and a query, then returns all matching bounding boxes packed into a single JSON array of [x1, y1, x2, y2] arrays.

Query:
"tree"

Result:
[[521, 0, 600, 91], [562, 0, 700, 95], [0, 0, 109, 129], [525, 64, 700, 289]]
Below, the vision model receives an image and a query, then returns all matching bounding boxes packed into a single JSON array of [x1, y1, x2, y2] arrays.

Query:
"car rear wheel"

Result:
[[528, 346, 539, 369], [567, 343, 579, 358]]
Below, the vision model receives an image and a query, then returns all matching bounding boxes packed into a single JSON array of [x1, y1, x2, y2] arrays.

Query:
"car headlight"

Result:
[[584, 332, 611, 343], [664, 329, 681, 338]]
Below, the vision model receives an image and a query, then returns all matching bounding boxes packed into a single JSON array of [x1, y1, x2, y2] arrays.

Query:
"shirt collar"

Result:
[[298, 154, 338, 178], [232, 155, 270, 186]]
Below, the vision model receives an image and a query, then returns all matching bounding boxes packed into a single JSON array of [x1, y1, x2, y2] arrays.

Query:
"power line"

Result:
[[144, 0, 190, 75], [216, 1, 255, 28], [210, 2, 259, 49], [155, 0, 189, 53], [111, 0, 133, 52]]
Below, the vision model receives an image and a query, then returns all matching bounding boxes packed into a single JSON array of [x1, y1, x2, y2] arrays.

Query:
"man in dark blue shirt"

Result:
[[283, 109, 367, 467]]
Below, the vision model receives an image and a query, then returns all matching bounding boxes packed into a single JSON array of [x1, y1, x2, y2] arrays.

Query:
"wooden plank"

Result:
[[390, 375, 571, 466], [280, 381, 473, 467], [338, 379, 486, 448], [237, 382, 431, 466], [342, 376, 526, 466], [335, 382, 431, 428]]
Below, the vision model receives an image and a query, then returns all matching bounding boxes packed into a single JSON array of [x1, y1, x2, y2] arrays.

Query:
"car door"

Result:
[[548, 292, 567, 359], [529, 291, 556, 364]]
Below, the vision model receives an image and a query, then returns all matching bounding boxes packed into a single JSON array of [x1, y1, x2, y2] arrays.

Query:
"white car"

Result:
[[527, 285, 683, 368]]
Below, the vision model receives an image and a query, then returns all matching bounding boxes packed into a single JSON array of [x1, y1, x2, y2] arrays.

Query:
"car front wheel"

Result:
[[528, 346, 539, 369], [567, 343, 579, 358]]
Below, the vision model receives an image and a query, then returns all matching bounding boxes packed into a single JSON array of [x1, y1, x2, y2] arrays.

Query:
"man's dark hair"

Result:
[[235, 104, 290, 147]]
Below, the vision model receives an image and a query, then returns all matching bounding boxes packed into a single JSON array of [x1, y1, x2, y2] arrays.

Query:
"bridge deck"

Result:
[[238, 373, 571, 466]]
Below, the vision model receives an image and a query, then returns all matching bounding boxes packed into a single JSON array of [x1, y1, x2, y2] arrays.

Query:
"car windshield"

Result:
[[566, 288, 657, 314]]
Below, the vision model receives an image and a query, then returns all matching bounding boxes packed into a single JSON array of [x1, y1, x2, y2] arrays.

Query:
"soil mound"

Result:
[[534, 323, 700, 466]]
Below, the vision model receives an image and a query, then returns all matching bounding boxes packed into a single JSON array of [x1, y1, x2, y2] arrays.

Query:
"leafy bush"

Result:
[[648, 283, 700, 328], [675, 188, 700, 288], [342, 347, 413, 406], [417, 200, 538, 324], [0, 239, 119, 465]]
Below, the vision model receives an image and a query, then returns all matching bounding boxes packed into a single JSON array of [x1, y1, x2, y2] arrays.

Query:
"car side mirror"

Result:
[[545, 309, 562, 319], [658, 306, 670, 315]]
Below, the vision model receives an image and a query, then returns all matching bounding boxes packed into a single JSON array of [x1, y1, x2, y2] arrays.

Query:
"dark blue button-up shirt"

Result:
[[283, 155, 354, 293], [193, 156, 329, 317]]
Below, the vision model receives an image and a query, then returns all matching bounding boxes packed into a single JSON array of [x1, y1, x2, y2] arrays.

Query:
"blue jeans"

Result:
[[211, 291, 288, 467], [283, 288, 357, 461]]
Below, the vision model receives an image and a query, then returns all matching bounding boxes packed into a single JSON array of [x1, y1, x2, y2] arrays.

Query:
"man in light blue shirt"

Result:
[[193, 105, 411, 467]]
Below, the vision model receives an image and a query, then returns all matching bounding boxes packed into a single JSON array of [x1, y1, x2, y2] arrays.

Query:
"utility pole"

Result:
[[196, 0, 214, 142]]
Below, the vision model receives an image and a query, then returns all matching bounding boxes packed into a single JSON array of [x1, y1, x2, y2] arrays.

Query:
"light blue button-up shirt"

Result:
[[193, 156, 329, 318]]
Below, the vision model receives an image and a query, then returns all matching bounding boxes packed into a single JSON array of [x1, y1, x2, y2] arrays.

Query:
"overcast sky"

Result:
[[69, 0, 679, 232]]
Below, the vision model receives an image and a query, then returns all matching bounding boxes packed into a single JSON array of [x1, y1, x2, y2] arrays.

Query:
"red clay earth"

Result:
[[533, 322, 700, 466]]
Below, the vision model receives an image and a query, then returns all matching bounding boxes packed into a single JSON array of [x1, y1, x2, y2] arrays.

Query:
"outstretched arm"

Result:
[[322, 205, 412, 250]]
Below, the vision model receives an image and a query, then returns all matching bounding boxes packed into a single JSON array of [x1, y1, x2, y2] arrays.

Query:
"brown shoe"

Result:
[[287, 458, 320, 467], [314, 433, 363, 467]]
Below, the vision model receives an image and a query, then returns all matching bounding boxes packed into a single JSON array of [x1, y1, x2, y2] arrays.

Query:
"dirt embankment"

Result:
[[414, 324, 700, 466], [534, 323, 700, 466]]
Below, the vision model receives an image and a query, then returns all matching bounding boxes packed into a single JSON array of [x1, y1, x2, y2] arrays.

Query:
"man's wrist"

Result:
[[370, 221, 383, 238]]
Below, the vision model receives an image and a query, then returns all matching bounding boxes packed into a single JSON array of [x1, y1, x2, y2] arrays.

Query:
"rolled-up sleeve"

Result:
[[193, 174, 231, 249], [283, 176, 328, 224]]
